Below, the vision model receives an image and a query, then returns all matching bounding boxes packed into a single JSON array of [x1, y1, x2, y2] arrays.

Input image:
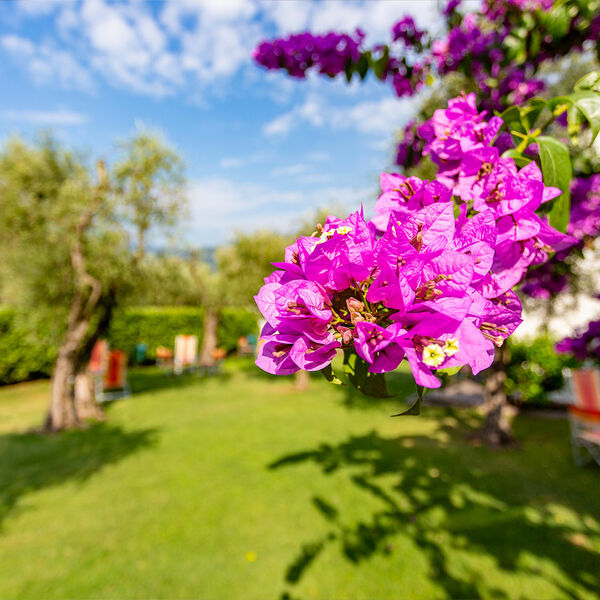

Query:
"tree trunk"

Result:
[[74, 369, 104, 422], [71, 292, 116, 424], [294, 370, 310, 391], [472, 346, 516, 448], [46, 351, 79, 431], [199, 310, 219, 367], [43, 166, 112, 432], [137, 226, 146, 261], [44, 309, 95, 432]]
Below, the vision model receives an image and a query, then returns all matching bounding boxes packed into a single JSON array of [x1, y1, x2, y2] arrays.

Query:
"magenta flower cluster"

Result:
[[253, 1, 599, 174], [376, 93, 576, 296], [254, 95, 574, 389], [391, 16, 425, 47], [556, 319, 600, 363], [521, 175, 600, 299], [252, 30, 364, 79], [482, 0, 554, 20]]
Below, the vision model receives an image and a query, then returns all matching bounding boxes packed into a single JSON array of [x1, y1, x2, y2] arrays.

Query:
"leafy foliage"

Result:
[[0, 308, 56, 384], [0, 305, 258, 383], [505, 336, 578, 405]]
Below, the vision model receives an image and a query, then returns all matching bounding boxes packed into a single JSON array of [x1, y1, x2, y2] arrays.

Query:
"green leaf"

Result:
[[501, 149, 531, 168], [392, 385, 424, 417], [529, 29, 541, 58], [372, 46, 389, 80], [574, 71, 600, 93], [343, 349, 392, 398], [321, 364, 344, 386], [436, 366, 462, 377], [498, 106, 521, 128], [570, 91, 600, 142], [503, 34, 524, 62], [547, 95, 573, 114], [537, 136, 572, 233], [344, 61, 354, 83], [521, 98, 547, 130], [540, 5, 570, 37], [356, 53, 369, 80]]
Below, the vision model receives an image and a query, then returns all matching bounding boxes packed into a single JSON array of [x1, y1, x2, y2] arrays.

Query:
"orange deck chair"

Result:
[[99, 349, 131, 402]]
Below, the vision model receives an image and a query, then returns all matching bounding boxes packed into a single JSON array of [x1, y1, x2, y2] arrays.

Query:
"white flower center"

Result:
[[423, 343, 445, 367], [443, 338, 459, 356]]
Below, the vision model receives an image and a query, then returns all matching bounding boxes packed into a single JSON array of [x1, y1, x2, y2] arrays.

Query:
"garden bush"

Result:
[[217, 306, 259, 352], [0, 305, 260, 384], [0, 307, 56, 384], [505, 336, 579, 406], [108, 306, 205, 360]]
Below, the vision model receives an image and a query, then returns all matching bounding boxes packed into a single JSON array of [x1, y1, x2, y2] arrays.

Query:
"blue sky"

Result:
[[0, 0, 447, 246]]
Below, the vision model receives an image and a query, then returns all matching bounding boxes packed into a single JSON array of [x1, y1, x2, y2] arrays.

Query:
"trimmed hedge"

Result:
[[217, 307, 259, 352], [108, 306, 205, 360], [0, 308, 56, 384], [108, 306, 258, 358], [0, 305, 260, 384]]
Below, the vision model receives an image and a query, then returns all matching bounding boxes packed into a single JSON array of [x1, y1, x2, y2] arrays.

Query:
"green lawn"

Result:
[[0, 358, 599, 600]]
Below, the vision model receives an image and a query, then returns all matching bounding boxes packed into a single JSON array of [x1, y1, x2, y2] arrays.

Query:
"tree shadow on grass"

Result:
[[128, 367, 231, 395], [270, 412, 600, 600], [0, 423, 157, 531], [231, 356, 296, 384]]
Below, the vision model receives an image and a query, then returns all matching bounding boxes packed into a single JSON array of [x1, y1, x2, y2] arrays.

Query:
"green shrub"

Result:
[[505, 336, 578, 405], [0, 305, 260, 384], [108, 306, 205, 360], [0, 308, 56, 384], [217, 307, 259, 352]]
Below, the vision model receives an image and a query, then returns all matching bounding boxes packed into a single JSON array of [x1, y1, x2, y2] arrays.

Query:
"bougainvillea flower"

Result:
[[255, 327, 301, 375], [289, 335, 341, 371], [295, 210, 377, 292], [254, 92, 573, 392], [354, 321, 406, 373], [254, 279, 333, 340], [366, 263, 415, 312]]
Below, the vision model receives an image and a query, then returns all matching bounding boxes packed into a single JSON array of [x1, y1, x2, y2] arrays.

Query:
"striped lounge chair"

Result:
[[569, 368, 600, 467], [174, 334, 198, 375]]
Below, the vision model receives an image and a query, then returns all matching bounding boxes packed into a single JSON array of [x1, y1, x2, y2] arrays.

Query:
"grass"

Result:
[[0, 358, 599, 600]]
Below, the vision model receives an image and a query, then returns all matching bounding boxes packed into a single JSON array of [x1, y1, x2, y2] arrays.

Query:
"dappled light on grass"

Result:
[[0, 359, 598, 599], [270, 414, 600, 600]]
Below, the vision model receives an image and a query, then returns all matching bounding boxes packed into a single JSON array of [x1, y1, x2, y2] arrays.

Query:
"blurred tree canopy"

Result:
[[114, 128, 186, 260], [0, 131, 186, 431]]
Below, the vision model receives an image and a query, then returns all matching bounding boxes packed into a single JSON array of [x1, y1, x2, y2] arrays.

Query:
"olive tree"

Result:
[[0, 132, 186, 431]]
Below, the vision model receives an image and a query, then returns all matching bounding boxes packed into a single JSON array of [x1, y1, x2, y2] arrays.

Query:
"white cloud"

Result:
[[1, 0, 454, 100], [263, 1, 311, 33], [15, 0, 71, 17], [220, 157, 245, 169], [78, 0, 177, 96], [186, 176, 372, 244], [0, 108, 87, 125], [1, 34, 94, 90], [218, 152, 267, 170], [1, 34, 34, 55], [263, 112, 295, 137], [264, 0, 445, 42], [307, 151, 330, 162], [271, 163, 308, 177], [160, 0, 257, 35], [263, 94, 413, 138], [343, 96, 413, 135]]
